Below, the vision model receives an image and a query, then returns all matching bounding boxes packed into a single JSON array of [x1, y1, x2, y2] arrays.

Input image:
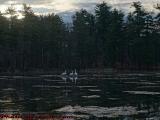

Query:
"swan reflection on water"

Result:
[[69, 77, 78, 84], [60, 70, 78, 84], [60, 76, 78, 84], [61, 70, 78, 77]]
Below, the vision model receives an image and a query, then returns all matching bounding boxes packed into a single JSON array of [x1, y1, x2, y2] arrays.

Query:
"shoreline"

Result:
[[0, 68, 160, 76]]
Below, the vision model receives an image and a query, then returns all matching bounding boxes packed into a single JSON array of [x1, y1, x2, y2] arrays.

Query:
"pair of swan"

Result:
[[61, 70, 78, 77], [69, 70, 78, 76]]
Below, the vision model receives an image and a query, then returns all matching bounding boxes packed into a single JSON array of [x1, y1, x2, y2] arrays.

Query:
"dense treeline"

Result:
[[0, 2, 160, 72]]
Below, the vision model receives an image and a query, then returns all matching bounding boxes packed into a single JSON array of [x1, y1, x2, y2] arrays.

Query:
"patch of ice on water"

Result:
[[123, 82, 138, 84], [0, 99, 12, 103], [62, 90, 72, 92], [156, 76, 160, 78], [88, 89, 101, 92], [155, 72, 160, 75], [32, 85, 66, 88], [0, 78, 7, 80], [155, 81, 160, 83], [105, 78, 116, 80], [82, 95, 100, 98], [44, 79, 63, 82], [57, 82, 68, 84], [137, 86, 160, 88], [77, 86, 97, 88], [55, 105, 138, 118], [124, 82, 156, 85], [146, 117, 160, 120], [119, 73, 149, 77], [56, 105, 75, 112], [137, 110, 148, 114], [12, 76, 24, 79], [139, 80, 147, 82], [71, 114, 89, 119], [2, 88, 16, 91], [118, 77, 137, 80], [139, 82, 156, 85], [124, 91, 160, 95], [30, 98, 42, 101], [108, 98, 119, 100], [40, 75, 57, 77], [13, 76, 41, 79]]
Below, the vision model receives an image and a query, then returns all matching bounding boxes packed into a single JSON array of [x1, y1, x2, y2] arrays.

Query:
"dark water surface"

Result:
[[0, 71, 160, 119]]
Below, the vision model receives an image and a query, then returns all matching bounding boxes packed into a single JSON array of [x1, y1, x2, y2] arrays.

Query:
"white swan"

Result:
[[61, 70, 67, 76], [61, 76, 67, 83], [74, 69, 78, 76], [69, 69, 78, 77], [69, 71, 74, 76], [74, 77, 77, 84]]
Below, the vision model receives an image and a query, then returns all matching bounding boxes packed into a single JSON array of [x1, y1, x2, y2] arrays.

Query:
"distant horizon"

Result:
[[0, 0, 159, 22]]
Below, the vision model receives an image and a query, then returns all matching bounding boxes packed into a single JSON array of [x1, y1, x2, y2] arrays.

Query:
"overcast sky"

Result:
[[0, 0, 159, 22]]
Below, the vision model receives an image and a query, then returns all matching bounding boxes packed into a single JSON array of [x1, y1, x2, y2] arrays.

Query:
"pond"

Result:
[[0, 71, 160, 119]]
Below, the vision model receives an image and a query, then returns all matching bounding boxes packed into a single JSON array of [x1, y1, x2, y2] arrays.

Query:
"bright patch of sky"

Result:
[[0, 0, 159, 22]]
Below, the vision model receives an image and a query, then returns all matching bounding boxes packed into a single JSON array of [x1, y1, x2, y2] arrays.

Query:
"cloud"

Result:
[[0, 0, 159, 22]]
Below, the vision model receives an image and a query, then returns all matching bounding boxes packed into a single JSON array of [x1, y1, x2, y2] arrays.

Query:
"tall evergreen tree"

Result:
[[95, 2, 112, 66], [72, 9, 96, 68], [125, 2, 148, 69]]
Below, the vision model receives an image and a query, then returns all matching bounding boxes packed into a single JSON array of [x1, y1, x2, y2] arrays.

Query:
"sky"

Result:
[[0, 0, 159, 22]]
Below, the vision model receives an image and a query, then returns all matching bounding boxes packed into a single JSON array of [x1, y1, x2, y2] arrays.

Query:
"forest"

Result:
[[0, 2, 159, 72]]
